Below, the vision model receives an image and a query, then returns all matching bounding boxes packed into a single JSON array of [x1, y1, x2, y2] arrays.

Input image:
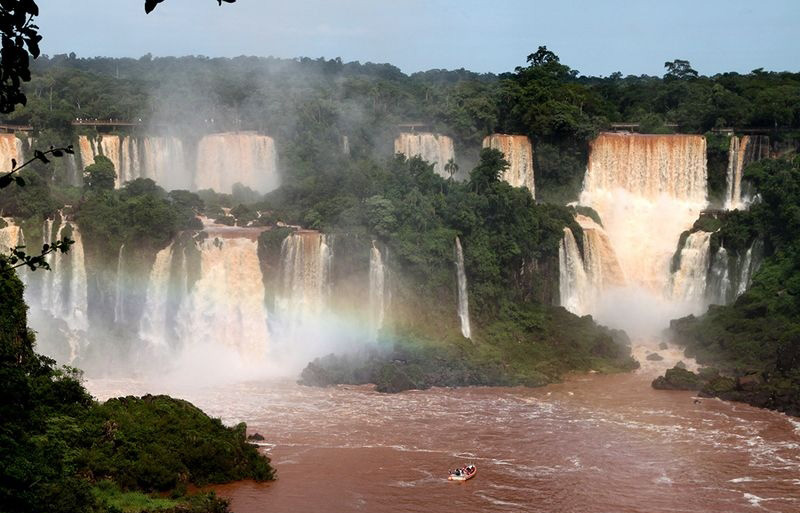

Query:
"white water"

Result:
[[139, 243, 179, 348], [78, 132, 278, 193], [483, 134, 535, 197], [369, 241, 385, 338], [113, 244, 126, 324], [558, 227, 590, 316], [669, 231, 712, 306], [0, 134, 24, 171], [454, 236, 471, 338], [394, 132, 456, 178], [563, 133, 709, 336]]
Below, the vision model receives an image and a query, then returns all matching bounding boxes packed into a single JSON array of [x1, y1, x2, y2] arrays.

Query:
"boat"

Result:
[[448, 464, 477, 481]]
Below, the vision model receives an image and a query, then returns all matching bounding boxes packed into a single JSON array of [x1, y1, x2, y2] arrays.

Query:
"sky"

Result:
[[36, 0, 799, 77]]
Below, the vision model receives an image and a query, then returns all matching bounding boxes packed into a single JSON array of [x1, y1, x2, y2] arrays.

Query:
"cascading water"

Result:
[[369, 241, 385, 338], [454, 237, 471, 339], [276, 232, 332, 333], [558, 227, 590, 316], [669, 231, 712, 305], [482, 134, 535, 197], [394, 132, 456, 178], [0, 218, 23, 253], [174, 238, 270, 359], [565, 133, 709, 335], [724, 135, 769, 210], [37, 214, 88, 332], [195, 132, 279, 193], [0, 133, 24, 170], [78, 133, 277, 193], [114, 244, 126, 323], [139, 243, 178, 348], [707, 246, 731, 305]]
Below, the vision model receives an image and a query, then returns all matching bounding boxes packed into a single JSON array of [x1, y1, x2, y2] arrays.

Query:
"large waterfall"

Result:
[[369, 241, 385, 338], [482, 134, 535, 197], [724, 135, 769, 210], [558, 227, 590, 315], [454, 237, 471, 338], [562, 133, 709, 333], [394, 132, 455, 178], [77, 132, 278, 193], [140, 236, 269, 359], [113, 244, 126, 323], [705, 240, 763, 305]]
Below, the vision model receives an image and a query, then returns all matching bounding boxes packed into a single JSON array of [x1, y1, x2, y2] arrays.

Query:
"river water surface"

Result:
[[88, 356, 800, 513]]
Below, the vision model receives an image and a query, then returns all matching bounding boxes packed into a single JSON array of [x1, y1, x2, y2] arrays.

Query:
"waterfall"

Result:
[[0, 218, 23, 253], [0, 134, 24, 171], [454, 237, 471, 338], [560, 133, 708, 333], [37, 214, 88, 331], [139, 243, 177, 348], [394, 132, 456, 178], [482, 134, 535, 197], [114, 244, 126, 323], [141, 136, 187, 191], [342, 135, 350, 155], [195, 132, 279, 193], [669, 231, 712, 305], [724, 135, 769, 210], [707, 246, 731, 305], [140, 237, 269, 358], [174, 238, 269, 358], [276, 232, 332, 334], [558, 227, 590, 315], [369, 241, 385, 337]]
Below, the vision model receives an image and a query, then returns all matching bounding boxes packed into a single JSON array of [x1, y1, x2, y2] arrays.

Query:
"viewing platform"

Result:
[[72, 119, 143, 128], [0, 123, 33, 133]]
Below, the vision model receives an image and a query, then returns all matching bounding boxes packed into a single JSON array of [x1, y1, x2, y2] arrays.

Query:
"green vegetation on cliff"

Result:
[[0, 260, 274, 513], [664, 156, 800, 415]]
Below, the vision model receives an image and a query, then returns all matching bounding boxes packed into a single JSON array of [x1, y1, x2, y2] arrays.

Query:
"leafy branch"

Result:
[[1, 237, 73, 275], [0, 144, 74, 188], [144, 0, 236, 14]]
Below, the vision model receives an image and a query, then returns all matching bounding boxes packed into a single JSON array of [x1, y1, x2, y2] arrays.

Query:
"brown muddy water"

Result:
[[88, 360, 800, 513]]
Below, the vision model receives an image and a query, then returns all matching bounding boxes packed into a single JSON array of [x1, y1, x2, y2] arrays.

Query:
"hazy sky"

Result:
[[37, 0, 799, 76]]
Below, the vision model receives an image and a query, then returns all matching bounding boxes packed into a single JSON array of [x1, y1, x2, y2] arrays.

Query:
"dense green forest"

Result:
[[5, 48, 800, 203]]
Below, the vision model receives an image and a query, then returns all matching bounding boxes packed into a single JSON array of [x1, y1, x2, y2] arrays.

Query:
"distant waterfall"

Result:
[[482, 134, 535, 197], [140, 237, 269, 358], [369, 241, 385, 337], [195, 132, 279, 193], [454, 237, 471, 338], [394, 132, 456, 178], [669, 231, 712, 304], [175, 238, 269, 358], [77, 132, 278, 193], [724, 135, 769, 210], [37, 214, 88, 331], [113, 244, 126, 323], [704, 240, 764, 305], [276, 232, 333, 333], [0, 218, 23, 253], [0, 134, 24, 171], [559, 227, 590, 315], [139, 243, 178, 348]]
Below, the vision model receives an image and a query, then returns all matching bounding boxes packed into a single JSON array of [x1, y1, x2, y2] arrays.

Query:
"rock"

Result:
[[736, 373, 762, 390], [658, 342, 668, 350], [646, 353, 664, 361], [652, 367, 703, 391], [247, 433, 265, 441]]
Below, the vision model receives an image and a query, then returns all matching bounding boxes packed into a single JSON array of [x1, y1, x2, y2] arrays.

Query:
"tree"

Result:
[[444, 158, 459, 181], [469, 148, 508, 194], [83, 155, 116, 191], [663, 59, 699, 81]]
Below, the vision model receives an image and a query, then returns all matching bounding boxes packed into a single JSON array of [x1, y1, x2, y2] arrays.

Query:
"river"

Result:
[[87, 352, 800, 513]]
